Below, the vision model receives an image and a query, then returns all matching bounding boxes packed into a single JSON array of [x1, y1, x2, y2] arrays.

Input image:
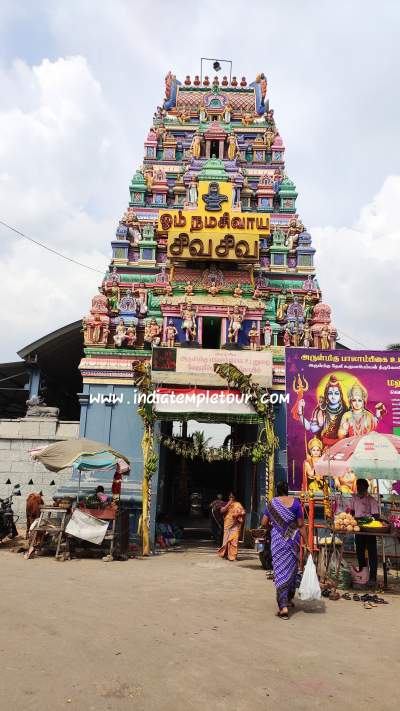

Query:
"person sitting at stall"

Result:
[[351, 478, 379, 585], [155, 513, 176, 548], [84, 485, 109, 509]]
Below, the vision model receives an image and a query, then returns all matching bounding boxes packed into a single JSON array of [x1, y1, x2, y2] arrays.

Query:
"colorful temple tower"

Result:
[[77, 69, 336, 540]]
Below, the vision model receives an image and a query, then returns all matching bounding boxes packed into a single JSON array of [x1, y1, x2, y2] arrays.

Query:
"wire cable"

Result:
[[0, 219, 105, 274], [0, 219, 382, 349]]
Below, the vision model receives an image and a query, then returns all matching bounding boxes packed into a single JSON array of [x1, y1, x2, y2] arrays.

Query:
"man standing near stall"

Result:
[[351, 478, 379, 585]]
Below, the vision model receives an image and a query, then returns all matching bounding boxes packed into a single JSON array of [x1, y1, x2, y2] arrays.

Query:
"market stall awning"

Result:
[[315, 431, 400, 480], [30, 438, 130, 472], [153, 387, 261, 424]]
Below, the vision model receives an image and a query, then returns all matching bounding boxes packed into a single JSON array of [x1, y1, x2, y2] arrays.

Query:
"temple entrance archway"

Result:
[[155, 420, 257, 544]]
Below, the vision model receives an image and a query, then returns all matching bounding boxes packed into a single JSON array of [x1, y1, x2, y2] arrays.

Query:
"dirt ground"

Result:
[[0, 539, 399, 711]]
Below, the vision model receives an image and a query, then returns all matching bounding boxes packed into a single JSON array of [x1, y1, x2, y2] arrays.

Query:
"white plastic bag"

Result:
[[298, 555, 321, 601]]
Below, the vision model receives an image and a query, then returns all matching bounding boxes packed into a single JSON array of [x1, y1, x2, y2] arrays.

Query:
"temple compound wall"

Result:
[[0, 419, 79, 523]]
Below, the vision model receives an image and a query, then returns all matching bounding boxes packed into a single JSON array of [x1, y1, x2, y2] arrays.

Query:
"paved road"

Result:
[[0, 541, 399, 711]]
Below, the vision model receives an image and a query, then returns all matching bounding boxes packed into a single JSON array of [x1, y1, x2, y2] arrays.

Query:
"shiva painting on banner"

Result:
[[286, 348, 400, 494]]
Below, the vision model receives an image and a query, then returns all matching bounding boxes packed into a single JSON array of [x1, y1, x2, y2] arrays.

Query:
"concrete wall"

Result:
[[0, 418, 79, 524]]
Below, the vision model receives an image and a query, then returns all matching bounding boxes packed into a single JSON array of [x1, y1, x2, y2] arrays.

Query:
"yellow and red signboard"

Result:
[[159, 180, 269, 261]]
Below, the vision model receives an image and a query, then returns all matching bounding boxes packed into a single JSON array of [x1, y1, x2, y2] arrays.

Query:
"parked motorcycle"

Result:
[[0, 485, 21, 542]]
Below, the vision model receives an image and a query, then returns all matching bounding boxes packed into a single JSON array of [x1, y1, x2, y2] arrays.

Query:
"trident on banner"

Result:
[[291, 373, 309, 421], [291, 373, 309, 489]]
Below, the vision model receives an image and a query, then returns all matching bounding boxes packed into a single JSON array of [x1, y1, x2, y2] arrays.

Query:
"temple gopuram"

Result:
[[76, 68, 336, 542]]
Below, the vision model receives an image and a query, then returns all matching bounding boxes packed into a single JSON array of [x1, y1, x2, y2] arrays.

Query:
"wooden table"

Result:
[[30, 506, 70, 559]]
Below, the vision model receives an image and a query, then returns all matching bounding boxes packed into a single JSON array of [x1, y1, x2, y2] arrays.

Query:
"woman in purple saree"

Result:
[[262, 481, 308, 619]]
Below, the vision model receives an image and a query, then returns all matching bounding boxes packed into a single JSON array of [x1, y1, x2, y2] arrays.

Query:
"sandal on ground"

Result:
[[352, 594, 360, 601], [276, 610, 289, 619], [321, 588, 331, 598], [329, 591, 340, 601], [363, 601, 374, 609], [342, 593, 351, 600]]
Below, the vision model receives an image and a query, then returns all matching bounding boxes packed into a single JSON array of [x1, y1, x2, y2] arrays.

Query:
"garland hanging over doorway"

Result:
[[159, 430, 268, 463], [213, 363, 279, 499]]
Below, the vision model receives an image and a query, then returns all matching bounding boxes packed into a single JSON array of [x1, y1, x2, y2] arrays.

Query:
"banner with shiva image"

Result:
[[285, 348, 400, 494]]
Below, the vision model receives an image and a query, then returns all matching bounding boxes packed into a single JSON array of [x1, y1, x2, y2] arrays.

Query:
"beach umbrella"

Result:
[[30, 438, 130, 472], [315, 431, 400, 480]]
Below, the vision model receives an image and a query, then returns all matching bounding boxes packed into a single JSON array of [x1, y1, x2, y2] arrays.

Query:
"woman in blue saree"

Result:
[[262, 481, 308, 619]]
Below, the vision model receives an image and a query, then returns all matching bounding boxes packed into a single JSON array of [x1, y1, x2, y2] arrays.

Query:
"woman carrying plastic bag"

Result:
[[262, 481, 311, 619]]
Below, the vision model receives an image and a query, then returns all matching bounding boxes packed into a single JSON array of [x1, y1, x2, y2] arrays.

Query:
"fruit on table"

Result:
[[334, 512, 359, 532], [361, 520, 385, 528]]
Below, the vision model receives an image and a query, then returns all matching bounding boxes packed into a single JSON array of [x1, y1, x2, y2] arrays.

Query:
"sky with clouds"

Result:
[[0, 0, 399, 361]]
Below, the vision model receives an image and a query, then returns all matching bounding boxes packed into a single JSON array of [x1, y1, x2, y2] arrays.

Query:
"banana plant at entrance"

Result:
[[132, 360, 157, 556]]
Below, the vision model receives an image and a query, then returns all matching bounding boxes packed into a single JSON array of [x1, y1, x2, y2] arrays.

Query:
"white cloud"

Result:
[[312, 176, 400, 351], [0, 2, 399, 361], [0, 54, 126, 360]]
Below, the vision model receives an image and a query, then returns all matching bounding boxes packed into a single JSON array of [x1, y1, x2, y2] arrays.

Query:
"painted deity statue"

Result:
[[191, 134, 201, 160], [302, 322, 311, 348], [119, 289, 137, 313], [320, 325, 330, 350], [223, 103, 232, 123], [297, 374, 348, 449], [303, 293, 314, 322], [148, 319, 161, 348], [208, 279, 219, 297], [283, 328, 291, 347], [263, 320, 272, 348], [188, 180, 198, 206], [303, 437, 324, 493], [248, 322, 258, 350], [227, 306, 245, 345], [199, 99, 207, 123], [113, 318, 128, 348], [227, 134, 238, 160], [126, 325, 137, 347], [84, 314, 102, 344], [233, 283, 243, 298], [180, 301, 197, 342], [276, 289, 288, 321], [106, 284, 120, 313], [136, 290, 148, 318], [338, 383, 386, 439], [264, 128, 276, 150], [185, 280, 194, 297], [166, 320, 178, 347]]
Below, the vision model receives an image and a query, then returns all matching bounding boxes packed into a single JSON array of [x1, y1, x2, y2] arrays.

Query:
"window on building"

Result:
[[298, 254, 312, 267], [272, 253, 285, 265]]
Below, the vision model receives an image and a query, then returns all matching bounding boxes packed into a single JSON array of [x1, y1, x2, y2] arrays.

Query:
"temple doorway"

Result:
[[202, 317, 221, 349], [157, 421, 244, 542]]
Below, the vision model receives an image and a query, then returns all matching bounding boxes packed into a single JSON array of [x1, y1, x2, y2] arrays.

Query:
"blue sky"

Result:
[[0, 0, 400, 359]]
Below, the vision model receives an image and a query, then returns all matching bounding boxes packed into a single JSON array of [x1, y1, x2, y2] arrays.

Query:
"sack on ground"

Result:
[[298, 555, 321, 601]]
